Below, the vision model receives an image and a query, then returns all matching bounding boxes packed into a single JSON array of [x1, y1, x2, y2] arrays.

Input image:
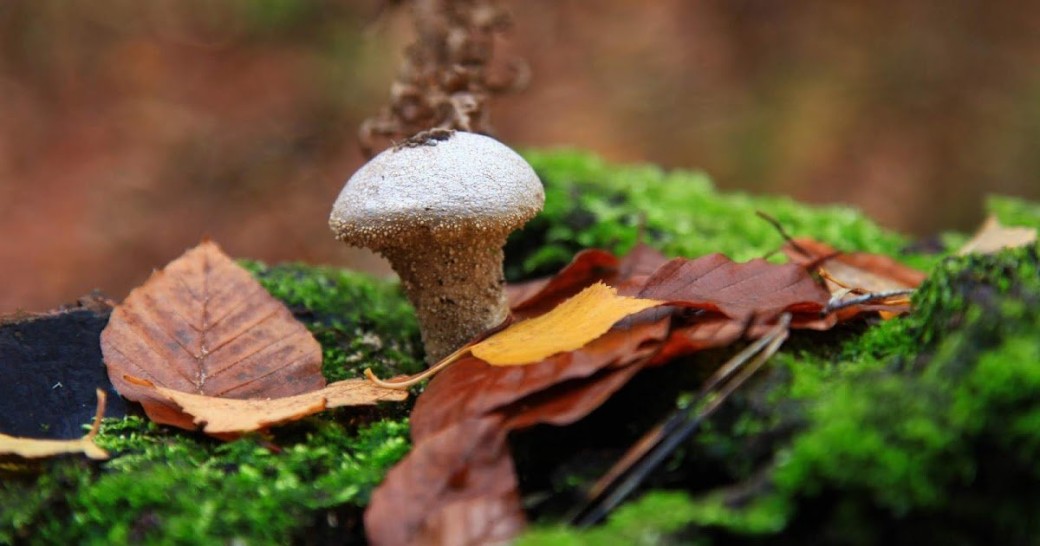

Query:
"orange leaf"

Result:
[[101, 241, 402, 435], [125, 376, 407, 434], [471, 282, 663, 366]]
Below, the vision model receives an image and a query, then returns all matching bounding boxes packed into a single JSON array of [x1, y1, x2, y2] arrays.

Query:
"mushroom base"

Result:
[[381, 238, 509, 364]]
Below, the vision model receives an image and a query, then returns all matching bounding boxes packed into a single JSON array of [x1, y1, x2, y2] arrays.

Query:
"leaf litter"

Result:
[[364, 240, 923, 545], [52, 235, 925, 542]]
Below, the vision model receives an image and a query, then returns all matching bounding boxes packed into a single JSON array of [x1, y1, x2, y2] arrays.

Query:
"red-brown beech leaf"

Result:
[[365, 415, 524, 546], [638, 254, 831, 323], [101, 241, 326, 430], [507, 249, 619, 317], [500, 360, 648, 431]]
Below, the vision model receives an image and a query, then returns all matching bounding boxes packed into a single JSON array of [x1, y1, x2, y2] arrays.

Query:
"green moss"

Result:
[[1, 416, 410, 545], [518, 491, 713, 546], [242, 261, 423, 381], [514, 152, 1040, 544], [508, 149, 933, 279], [987, 195, 1040, 229]]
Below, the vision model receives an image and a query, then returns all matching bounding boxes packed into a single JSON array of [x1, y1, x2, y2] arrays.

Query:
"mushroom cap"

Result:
[[329, 131, 544, 249]]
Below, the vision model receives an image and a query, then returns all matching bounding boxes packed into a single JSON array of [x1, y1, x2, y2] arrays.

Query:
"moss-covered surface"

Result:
[[512, 154, 1040, 545], [2, 149, 1037, 545], [1, 265, 422, 545], [506, 150, 941, 278]]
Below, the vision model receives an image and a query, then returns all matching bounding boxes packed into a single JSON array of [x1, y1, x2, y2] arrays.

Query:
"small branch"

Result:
[[756, 211, 812, 259], [570, 315, 792, 527], [824, 289, 915, 314]]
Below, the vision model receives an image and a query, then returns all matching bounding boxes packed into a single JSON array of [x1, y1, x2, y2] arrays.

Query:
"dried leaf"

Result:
[[102, 241, 326, 430], [507, 249, 619, 316], [126, 376, 408, 434], [500, 361, 648, 431], [957, 216, 1037, 255], [365, 416, 523, 546], [409, 313, 672, 441], [0, 389, 108, 460], [507, 244, 668, 319], [471, 283, 663, 366], [783, 238, 926, 293], [638, 254, 831, 322]]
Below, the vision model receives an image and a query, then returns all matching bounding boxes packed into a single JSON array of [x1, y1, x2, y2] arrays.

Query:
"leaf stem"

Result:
[[364, 344, 472, 389]]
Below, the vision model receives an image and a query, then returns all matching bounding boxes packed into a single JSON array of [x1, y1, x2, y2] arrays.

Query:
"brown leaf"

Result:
[[783, 238, 926, 292], [365, 312, 670, 545], [409, 311, 672, 441], [101, 241, 326, 430], [638, 254, 831, 322], [0, 389, 108, 460], [957, 216, 1037, 255], [507, 249, 620, 319], [507, 243, 669, 320], [500, 361, 648, 431], [126, 376, 407, 434], [614, 242, 671, 295], [365, 416, 523, 546]]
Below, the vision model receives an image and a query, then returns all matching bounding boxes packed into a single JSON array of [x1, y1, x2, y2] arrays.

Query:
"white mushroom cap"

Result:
[[329, 131, 544, 249]]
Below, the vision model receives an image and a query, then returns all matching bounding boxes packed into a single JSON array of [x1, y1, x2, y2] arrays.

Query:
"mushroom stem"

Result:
[[381, 234, 510, 364]]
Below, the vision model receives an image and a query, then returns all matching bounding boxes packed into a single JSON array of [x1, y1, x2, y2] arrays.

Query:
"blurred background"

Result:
[[1, 0, 1038, 312]]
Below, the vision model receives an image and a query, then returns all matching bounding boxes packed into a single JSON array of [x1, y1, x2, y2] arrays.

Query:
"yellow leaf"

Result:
[[470, 282, 664, 366], [0, 389, 109, 461]]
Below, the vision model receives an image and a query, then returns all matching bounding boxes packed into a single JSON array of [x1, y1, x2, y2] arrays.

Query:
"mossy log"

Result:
[[2, 150, 1038, 545]]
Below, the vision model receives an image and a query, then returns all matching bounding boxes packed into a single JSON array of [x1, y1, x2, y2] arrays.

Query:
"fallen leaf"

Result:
[[408, 312, 672, 440], [507, 243, 669, 321], [638, 254, 831, 322], [507, 249, 619, 317], [957, 216, 1038, 255], [471, 282, 663, 366], [0, 389, 108, 460], [126, 376, 408, 434], [500, 360, 649, 431], [783, 238, 926, 293], [102, 241, 402, 435], [365, 416, 523, 546]]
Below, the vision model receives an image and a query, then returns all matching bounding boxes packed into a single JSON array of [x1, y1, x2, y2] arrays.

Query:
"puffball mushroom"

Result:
[[330, 131, 544, 364]]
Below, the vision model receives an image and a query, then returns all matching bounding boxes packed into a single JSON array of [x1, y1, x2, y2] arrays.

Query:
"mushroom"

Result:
[[330, 131, 544, 363]]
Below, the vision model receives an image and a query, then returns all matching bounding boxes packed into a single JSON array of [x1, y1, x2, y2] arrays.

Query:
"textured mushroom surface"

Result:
[[330, 131, 544, 247], [330, 131, 544, 362]]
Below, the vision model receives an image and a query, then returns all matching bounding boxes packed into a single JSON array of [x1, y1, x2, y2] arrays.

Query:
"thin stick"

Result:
[[824, 289, 915, 314], [756, 211, 813, 259], [570, 315, 791, 527]]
